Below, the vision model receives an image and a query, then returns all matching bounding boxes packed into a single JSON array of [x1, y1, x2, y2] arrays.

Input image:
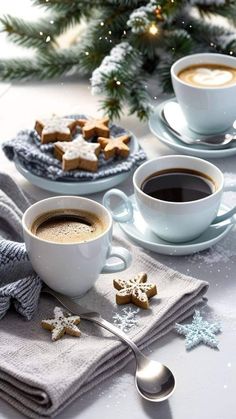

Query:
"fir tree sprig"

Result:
[[0, 15, 55, 49], [0, 59, 41, 80], [0, 0, 235, 120], [195, 1, 236, 26]]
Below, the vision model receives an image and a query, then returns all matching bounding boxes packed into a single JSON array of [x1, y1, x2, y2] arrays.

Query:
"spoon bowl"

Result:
[[135, 358, 176, 401], [162, 101, 236, 149]]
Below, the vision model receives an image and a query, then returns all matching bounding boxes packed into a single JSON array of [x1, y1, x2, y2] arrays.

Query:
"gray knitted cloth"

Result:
[[2, 115, 146, 181], [0, 172, 42, 320]]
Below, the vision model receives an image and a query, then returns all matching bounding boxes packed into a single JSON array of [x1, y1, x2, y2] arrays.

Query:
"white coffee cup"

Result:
[[171, 53, 236, 134], [103, 156, 236, 243], [22, 196, 131, 297]]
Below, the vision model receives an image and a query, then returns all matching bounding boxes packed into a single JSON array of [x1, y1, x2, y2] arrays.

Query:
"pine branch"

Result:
[[162, 29, 195, 58], [0, 46, 83, 81], [37, 48, 82, 78], [0, 15, 55, 48], [32, 0, 143, 9], [99, 97, 123, 120], [195, 1, 236, 26], [79, 41, 112, 74], [0, 59, 41, 80], [172, 12, 234, 52], [128, 79, 151, 120]]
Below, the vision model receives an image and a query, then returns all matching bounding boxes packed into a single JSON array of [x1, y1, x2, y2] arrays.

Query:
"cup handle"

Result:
[[213, 206, 236, 224], [212, 183, 236, 224], [103, 189, 133, 223], [102, 246, 132, 273]]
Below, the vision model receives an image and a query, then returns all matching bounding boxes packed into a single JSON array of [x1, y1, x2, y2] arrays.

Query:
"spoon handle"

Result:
[[43, 286, 143, 359], [83, 314, 143, 358]]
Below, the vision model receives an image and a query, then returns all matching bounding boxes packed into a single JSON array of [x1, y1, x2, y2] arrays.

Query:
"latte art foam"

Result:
[[178, 64, 236, 88]]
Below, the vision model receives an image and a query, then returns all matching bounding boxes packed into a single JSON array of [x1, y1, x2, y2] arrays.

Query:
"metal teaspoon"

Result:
[[162, 102, 236, 148], [42, 286, 176, 402]]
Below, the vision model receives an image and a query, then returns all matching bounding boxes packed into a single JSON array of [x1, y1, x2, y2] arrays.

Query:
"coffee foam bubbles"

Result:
[[31, 209, 106, 244]]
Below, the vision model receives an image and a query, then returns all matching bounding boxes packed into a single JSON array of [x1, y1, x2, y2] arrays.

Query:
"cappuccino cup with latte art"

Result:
[[171, 53, 236, 134]]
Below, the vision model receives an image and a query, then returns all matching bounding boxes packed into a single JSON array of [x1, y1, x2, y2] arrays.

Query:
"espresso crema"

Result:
[[31, 209, 106, 244], [178, 64, 236, 88]]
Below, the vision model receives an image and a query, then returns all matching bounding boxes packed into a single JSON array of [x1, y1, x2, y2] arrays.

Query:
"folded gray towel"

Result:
[[0, 238, 208, 418], [0, 173, 209, 419], [0, 173, 42, 320], [2, 115, 146, 181]]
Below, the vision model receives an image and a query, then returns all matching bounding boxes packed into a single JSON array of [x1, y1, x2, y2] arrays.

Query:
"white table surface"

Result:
[[0, 78, 235, 419]]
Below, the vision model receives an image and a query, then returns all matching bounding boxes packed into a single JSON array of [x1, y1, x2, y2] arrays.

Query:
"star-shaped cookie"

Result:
[[54, 135, 101, 171], [98, 134, 130, 160], [113, 272, 157, 309], [175, 310, 221, 350], [77, 117, 110, 139], [35, 116, 78, 144], [41, 306, 81, 341]]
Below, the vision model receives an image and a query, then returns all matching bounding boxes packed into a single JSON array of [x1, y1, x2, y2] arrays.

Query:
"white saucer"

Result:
[[149, 98, 236, 159], [118, 195, 234, 256], [14, 134, 139, 195], [15, 159, 133, 195]]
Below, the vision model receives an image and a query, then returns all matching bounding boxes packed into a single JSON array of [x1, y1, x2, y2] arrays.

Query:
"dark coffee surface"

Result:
[[31, 209, 106, 243], [141, 169, 214, 202]]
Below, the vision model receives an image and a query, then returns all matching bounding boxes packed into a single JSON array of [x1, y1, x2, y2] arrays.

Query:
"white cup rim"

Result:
[[171, 52, 236, 91], [133, 155, 223, 206], [22, 195, 112, 245]]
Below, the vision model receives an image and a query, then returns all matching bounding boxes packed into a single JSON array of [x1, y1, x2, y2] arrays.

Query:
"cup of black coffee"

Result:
[[22, 196, 131, 297], [103, 156, 235, 243]]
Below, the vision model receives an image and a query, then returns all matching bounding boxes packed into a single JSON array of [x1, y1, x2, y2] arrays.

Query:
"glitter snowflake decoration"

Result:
[[175, 310, 221, 350], [112, 307, 140, 332]]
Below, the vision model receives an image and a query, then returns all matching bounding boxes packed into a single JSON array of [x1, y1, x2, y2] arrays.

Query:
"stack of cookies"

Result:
[[35, 115, 131, 172]]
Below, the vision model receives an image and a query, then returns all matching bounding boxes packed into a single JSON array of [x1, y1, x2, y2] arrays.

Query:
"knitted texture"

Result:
[[0, 173, 42, 320], [2, 115, 146, 181]]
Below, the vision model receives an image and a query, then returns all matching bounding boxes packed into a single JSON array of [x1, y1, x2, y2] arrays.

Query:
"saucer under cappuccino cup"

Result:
[[22, 196, 131, 297], [103, 156, 235, 243], [171, 53, 236, 134]]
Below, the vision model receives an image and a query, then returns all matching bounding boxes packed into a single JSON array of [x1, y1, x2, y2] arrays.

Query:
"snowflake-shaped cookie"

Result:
[[54, 135, 101, 171], [113, 272, 157, 309], [175, 310, 221, 350], [35, 116, 78, 144], [77, 117, 110, 139], [41, 306, 81, 341], [98, 134, 130, 160]]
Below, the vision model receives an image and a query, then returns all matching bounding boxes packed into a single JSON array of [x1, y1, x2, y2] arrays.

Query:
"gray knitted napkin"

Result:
[[0, 172, 42, 320], [0, 173, 209, 418], [2, 115, 146, 181]]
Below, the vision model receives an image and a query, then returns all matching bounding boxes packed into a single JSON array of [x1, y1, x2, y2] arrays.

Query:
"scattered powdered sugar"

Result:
[[189, 235, 236, 264], [112, 307, 140, 332]]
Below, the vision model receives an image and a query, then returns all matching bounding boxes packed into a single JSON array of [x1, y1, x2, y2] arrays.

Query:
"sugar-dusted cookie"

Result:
[[54, 135, 101, 171], [77, 117, 109, 139], [35, 116, 78, 144], [41, 306, 81, 341], [98, 134, 130, 160], [113, 272, 157, 309]]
